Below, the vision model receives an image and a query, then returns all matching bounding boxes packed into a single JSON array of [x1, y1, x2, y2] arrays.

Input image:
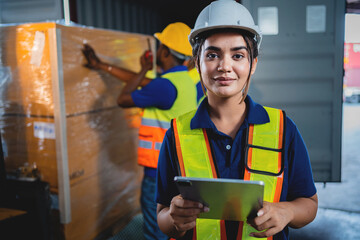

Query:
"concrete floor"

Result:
[[290, 102, 360, 240], [112, 103, 360, 240]]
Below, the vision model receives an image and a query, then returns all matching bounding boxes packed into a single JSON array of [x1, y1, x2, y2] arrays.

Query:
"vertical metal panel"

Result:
[[243, 0, 345, 182], [75, 0, 83, 25], [144, 6, 152, 34], [113, 0, 122, 30], [122, 1, 131, 32], [77, 0, 93, 27], [105, 0, 115, 29], [332, 0, 346, 183], [94, 0, 104, 28]]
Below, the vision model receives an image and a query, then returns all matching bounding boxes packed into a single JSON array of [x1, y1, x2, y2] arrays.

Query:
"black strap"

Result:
[[244, 110, 286, 177]]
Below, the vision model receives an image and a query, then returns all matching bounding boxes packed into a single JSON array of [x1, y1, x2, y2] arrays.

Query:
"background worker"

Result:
[[156, 1, 318, 239], [184, 58, 205, 104], [82, 22, 197, 240]]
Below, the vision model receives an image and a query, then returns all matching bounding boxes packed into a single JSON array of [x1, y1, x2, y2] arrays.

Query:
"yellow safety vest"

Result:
[[172, 107, 285, 240], [188, 68, 205, 105], [188, 68, 200, 85], [138, 70, 197, 168]]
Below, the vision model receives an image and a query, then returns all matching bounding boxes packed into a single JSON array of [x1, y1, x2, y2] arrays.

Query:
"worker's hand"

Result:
[[82, 44, 102, 69], [140, 50, 153, 72], [247, 201, 293, 238], [169, 195, 209, 233]]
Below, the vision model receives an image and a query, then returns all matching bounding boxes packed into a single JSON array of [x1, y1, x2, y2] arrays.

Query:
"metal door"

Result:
[[243, 0, 345, 182]]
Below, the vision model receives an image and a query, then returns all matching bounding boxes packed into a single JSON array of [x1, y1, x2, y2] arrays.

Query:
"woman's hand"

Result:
[[82, 44, 102, 69], [247, 201, 293, 238], [247, 195, 317, 238], [157, 195, 209, 238], [169, 195, 209, 233]]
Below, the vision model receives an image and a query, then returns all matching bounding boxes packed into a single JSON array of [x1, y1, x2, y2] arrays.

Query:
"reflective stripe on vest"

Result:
[[138, 70, 197, 168], [173, 107, 285, 240], [141, 118, 171, 129]]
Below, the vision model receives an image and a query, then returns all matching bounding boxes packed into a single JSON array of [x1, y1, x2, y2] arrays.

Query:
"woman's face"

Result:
[[198, 32, 257, 100]]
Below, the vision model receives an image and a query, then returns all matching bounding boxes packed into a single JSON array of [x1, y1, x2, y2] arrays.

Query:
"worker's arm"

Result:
[[248, 193, 318, 238], [117, 51, 153, 108], [157, 195, 209, 239], [82, 43, 152, 87]]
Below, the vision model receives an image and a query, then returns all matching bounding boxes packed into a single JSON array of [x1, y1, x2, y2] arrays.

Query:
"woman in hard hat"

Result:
[[155, 1, 318, 239]]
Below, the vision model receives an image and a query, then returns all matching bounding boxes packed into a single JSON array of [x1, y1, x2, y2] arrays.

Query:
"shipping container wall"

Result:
[[74, 0, 214, 35], [243, 0, 345, 182], [75, 0, 162, 35]]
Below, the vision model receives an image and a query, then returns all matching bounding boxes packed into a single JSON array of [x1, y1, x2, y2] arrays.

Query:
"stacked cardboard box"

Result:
[[0, 22, 154, 239]]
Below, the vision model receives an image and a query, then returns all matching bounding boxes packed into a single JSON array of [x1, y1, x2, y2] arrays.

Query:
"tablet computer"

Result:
[[174, 176, 264, 221]]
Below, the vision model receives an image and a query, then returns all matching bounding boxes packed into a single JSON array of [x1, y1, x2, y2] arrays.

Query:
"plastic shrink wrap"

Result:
[[0, 21, 155, 240]]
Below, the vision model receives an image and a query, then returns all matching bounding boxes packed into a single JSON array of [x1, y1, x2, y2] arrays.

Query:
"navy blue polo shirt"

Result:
[[156, 95, 317, 240]]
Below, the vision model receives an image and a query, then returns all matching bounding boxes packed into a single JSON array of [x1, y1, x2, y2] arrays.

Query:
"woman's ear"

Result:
[[250, 58, 258, 75]]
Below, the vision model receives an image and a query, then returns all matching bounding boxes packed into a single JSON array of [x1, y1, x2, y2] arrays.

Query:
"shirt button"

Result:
[[226, 145, 231, 150]]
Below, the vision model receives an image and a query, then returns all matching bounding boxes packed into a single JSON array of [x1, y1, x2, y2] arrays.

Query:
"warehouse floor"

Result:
[[108, 214, 144, 240]]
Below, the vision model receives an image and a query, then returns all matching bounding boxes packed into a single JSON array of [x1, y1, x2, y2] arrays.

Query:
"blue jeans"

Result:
[[141, 175, 168, 240]]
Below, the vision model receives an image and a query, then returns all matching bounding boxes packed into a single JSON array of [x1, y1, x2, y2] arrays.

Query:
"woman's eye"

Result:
[[206, 53, 218, 59], [233, 54, 244, 60]]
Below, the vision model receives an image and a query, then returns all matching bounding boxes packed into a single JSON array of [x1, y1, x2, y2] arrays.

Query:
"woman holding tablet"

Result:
[[156, 0, 318, 239]]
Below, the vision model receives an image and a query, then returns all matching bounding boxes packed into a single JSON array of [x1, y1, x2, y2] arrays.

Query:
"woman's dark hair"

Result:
[[192, 28, 259, 102]]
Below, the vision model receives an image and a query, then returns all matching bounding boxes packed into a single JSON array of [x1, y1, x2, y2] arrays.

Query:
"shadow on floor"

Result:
[[108, 214, 144, 240]]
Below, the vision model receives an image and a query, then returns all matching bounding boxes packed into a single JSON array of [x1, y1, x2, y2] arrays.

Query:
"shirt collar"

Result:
[[161, 65, 188, 75], [190, 95, 269, 130]]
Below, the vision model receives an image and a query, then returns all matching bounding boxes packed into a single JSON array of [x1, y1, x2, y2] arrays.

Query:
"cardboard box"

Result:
[[0, 22, 152, 239]]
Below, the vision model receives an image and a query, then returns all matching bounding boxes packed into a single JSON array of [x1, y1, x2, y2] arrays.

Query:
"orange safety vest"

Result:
[[137, 70, 197, 168], [172, 107, 285, 240]]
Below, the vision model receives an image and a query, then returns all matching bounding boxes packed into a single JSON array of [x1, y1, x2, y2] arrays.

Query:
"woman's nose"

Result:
[[217, 57, 232, 72]]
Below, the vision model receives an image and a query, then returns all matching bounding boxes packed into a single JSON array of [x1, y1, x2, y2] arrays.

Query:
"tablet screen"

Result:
[[174, 176, 264, 221]]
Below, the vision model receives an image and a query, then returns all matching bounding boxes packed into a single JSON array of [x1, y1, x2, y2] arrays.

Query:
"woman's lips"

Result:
[[214, 76, 235, 84]]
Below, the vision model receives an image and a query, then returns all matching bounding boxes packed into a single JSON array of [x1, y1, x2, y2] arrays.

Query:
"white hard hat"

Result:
[[189, 0, 262, 50]]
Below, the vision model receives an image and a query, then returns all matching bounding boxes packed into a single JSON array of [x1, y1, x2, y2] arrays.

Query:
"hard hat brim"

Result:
[[189, 25, 262, 48], [154, 32, 161, 41]]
